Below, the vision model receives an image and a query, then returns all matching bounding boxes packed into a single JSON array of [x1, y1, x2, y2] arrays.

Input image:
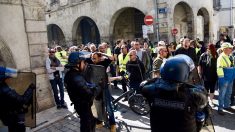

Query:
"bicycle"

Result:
[[112, 78, 150, 116]]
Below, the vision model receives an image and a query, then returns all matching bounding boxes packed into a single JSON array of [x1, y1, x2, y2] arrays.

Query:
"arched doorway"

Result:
[[111, 8, 145, 41], [72, 17, 100, 45], [47, 24, 65, 48], [173, 2, 194, 40], [0, 38, 16, 68], [197, 8, 210, 43]]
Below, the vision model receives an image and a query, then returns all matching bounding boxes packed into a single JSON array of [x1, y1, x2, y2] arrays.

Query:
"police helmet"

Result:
[[0, 66, 18, 81], [160, 54, 195, 82], [66, 51, 91, 67]]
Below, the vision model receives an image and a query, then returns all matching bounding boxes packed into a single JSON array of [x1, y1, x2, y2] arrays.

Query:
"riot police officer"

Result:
[[64, 52, 96, 132], [0, 66, 35, 132], [141, 55, 208, 132]]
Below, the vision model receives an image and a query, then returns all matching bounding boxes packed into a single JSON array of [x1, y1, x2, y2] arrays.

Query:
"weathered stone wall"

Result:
[[162, 0, 214, 42], [46, 0, 217, 44], [22, 0, 55, 111], [46, 0, 154, 44], [0, 0, 55, 112]]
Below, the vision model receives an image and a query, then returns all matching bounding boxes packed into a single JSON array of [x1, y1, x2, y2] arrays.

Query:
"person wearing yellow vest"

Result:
[[55, 46, 68, 66], [217, 42, 235, 115], [117, 44, 129, 101], [101, 42, 112, 56]]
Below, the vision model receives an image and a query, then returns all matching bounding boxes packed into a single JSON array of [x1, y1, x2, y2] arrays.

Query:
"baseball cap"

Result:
[[180, 38, 184, 42], [158, 41, 166, 46], [221, 42, 233, 49]]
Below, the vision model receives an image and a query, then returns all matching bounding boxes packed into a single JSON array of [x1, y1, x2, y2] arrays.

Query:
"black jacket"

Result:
[[64, 68, 95, 104], [175, 47, 198, 65], [0, 82, 34, 125], [142, 79, 207, 132], [126, 59, 145, 83]]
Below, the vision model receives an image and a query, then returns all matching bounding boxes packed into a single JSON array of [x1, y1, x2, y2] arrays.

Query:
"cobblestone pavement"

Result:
[[34, 87, 235, 132]]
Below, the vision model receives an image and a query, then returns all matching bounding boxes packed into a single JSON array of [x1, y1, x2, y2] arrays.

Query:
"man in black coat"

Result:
[[175, 38, 198, 64]]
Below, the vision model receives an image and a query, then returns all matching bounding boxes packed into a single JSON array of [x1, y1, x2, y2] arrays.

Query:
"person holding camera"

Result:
[[0, 66, 35, 132]]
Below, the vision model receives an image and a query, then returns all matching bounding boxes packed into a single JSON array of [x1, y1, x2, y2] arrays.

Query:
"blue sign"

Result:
[[159, 8, 167, 14]]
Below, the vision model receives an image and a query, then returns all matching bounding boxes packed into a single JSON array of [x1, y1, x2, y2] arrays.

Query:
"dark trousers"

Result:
[[110, 64, 117, 87], [4, 114, 26, 132], [50, 78, 65, 106], [129, 82, 141, 93], [74, 102, 96, 132], [104, 87, 116, 125], [231, 80, 235, 105], [119, 71, 127, 92]]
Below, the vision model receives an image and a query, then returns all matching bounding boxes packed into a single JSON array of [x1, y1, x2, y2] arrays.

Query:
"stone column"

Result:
[[22, 0, 54, 111]]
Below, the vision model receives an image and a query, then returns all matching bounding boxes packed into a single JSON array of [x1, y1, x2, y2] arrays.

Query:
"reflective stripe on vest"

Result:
[[118, 53, 129, 72]]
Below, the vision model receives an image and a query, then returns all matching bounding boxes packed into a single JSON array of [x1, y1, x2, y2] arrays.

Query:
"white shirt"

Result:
[[46, 57, 64, 80]]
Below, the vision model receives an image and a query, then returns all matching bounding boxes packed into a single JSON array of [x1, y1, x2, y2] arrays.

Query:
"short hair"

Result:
[[157, 46, 166, 54], [129, 50, 137, 55]]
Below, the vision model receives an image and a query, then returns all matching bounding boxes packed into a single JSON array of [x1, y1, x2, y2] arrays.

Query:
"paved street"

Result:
[[31, 86, 235, 132]]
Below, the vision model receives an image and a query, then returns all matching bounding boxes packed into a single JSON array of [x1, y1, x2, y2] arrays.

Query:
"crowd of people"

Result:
[[45, 33, 235, 131]]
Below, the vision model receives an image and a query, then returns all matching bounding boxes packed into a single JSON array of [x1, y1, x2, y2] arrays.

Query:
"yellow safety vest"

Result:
[[217, 52, 232, 77], [195, 48, 200, 54], [106, 48, 112, 56], [55, 50, 68, 65], [118, 53, 129, 72]]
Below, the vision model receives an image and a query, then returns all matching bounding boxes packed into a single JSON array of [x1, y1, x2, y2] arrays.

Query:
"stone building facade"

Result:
[[45, 0, 231, 47], [214, 0, 235, 39], [0, 0, 54, 111]]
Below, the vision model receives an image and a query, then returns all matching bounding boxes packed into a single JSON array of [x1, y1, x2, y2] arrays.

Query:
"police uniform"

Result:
[[0, 67, 35, 132], [141, 55, 208, 132], [64, 52, 96, 132]]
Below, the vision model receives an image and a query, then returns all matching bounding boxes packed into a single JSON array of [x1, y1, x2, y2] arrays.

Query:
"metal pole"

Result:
[[153, 0, 160, 42], [230, 0, 233, 26]]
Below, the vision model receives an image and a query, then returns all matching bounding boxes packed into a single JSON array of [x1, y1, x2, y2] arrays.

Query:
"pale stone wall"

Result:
[[164, 0, 214, 42], [46, 0, 217, 44], [46, 0, 154, 43], [214, 0, 235, 40], [0, 3, 30, 70], [22, 0, 55, 111], [0, 0, 55, 111]]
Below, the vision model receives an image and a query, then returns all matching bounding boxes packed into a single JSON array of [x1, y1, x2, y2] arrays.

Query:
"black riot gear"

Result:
[[141, 55, 208, 132], [0, 66, 35, 132], [66, 51, 90, 67], [160, 54, 195, 83], [0, 67, 17, 82], [64, 52, 96, 132]]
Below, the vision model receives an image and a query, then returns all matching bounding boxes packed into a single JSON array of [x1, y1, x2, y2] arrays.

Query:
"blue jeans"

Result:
[[218, 78, 233, 110], [50, 78, 65, 106]]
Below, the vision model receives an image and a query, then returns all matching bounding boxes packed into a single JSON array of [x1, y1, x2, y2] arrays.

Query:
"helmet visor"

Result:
[[175, 54, 195, 72], [0, 67, 18, 79]]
